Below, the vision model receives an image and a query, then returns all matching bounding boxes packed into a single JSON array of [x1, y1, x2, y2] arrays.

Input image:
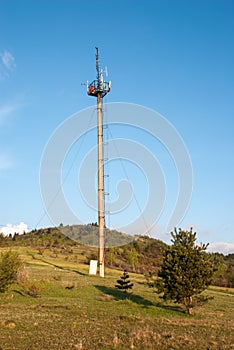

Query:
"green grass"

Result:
[[0, 247, 234, 350]]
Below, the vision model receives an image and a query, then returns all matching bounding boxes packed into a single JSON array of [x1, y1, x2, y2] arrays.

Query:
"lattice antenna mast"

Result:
[[96, 48, 101, 88], [87, 48, 111, 277]]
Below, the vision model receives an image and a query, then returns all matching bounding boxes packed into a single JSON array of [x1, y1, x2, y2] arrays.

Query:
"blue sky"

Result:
[[0, 0, 233, 253]]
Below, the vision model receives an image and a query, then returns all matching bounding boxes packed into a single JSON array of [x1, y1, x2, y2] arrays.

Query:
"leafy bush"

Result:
[[0, 250, 22, 293]]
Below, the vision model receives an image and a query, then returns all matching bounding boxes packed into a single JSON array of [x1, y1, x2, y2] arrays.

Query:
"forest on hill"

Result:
[[0, 224, 233, 287]]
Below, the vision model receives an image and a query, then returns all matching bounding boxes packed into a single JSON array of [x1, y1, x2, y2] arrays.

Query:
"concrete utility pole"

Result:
[[87, 48, 111, 277]]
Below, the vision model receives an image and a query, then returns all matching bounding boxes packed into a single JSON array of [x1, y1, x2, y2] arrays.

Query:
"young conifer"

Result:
[[157, 228, 214, 314], [115, 270, 133, 293]]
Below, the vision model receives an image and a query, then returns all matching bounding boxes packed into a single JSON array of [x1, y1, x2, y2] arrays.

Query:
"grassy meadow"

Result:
[[0, 246, 233, 350]]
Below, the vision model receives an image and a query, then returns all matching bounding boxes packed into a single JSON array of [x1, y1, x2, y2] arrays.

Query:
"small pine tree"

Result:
[[157, 227, 215, 314], [115, 270, 133, 293]]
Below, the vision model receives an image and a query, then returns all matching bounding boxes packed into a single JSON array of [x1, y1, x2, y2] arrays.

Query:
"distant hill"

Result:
[[0, 224, 133, 248], [0, 224, 166, 274], [58, 224, 134, 247]]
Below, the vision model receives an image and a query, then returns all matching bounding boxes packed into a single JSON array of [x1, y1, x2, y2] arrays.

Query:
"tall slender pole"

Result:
[[97, 92, 105, 277], [87, 48, 111, 277]]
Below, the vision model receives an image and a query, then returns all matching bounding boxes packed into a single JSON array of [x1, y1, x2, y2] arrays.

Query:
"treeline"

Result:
[[0, 227, 76, 248], [210, 252, 234, 288], [0, 224, 132, 248], [106, 240, 234, 288], [105, 236, 167, 274]]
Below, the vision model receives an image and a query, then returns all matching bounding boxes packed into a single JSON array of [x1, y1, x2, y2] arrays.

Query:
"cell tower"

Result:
[[87, 48, 111, 277]]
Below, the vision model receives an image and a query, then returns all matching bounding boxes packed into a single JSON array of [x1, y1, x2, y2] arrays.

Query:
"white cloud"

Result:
[[1, 50, 16, 71], [207, 242, 234, 255], [0, 50, 16, 81], [0, 222, 28, 236]]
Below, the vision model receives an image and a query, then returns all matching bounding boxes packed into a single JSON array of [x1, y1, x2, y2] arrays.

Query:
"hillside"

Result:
[[0, 225, 233, 286], [0, 225, 166, 274], [0, 226, 234, 349], [0, 244, 233, 349]]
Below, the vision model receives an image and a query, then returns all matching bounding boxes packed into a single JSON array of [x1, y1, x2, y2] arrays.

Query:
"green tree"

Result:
[[127, 247, 139, 272], [224, 263, 234, 288], [157, 228, 214, 314], [115, 270, 133, 293], [106, 247, 116, 267], [0, 250, 22, 293]]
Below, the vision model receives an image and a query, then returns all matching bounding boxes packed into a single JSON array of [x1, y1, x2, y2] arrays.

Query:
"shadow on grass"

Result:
[[95, 286, 186, 314], [29, 254, 86, 276], [41, 258, 86, 276], [13, 289, 26, 296], [95, 285, 154, 308], [71, 269, 86, 276], [155, 301, 186, 314]]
